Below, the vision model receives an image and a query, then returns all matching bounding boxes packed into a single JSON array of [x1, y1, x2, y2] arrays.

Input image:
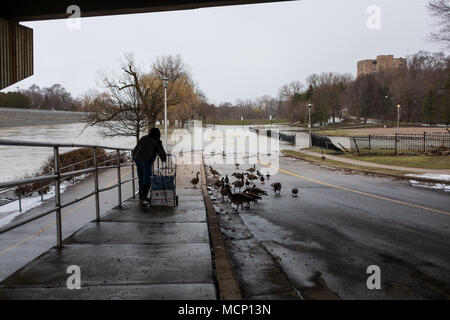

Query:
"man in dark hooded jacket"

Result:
[[133, 128, 167, 201]]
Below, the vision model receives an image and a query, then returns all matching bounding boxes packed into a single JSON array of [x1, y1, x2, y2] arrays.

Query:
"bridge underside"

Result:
[[0, 0, 293, 90]]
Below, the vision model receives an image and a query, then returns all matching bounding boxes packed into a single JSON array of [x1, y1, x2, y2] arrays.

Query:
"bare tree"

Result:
[[428, 0, 450, 48], [85, 54, 198, 142]]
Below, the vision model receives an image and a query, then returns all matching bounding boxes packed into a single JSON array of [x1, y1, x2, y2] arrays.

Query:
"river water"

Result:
[[0, 123, 137, 182], [0, 123, 300, 182]]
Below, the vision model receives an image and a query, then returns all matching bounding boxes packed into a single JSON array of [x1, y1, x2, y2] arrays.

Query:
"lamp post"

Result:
[[397, 104, 401, 134], [162, 77, 169, 150], [241, 116, 244, 128], [269, 115, 273, 127], [307, 103, 313, 148]]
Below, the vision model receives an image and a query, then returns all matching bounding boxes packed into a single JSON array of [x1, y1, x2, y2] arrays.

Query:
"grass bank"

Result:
[[281, 149, 410, 178], [304, 148, 450, 170]]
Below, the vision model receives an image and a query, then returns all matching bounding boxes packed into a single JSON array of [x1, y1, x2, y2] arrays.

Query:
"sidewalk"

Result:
[[0, 163, 217, 300], [299, 150, 450, 175]]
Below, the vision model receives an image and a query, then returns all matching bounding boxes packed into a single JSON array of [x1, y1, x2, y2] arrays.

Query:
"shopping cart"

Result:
[[149, 154, 178, 206]]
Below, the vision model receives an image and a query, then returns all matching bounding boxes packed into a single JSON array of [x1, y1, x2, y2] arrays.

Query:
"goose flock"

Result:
[[205, 164, 300, 211]]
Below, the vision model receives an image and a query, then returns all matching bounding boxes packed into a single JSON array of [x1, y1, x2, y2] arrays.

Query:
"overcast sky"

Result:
[[4, 0, 446, 104]]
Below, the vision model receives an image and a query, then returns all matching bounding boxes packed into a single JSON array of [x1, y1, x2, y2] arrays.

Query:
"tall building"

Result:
[[357, 55, 407, 77]]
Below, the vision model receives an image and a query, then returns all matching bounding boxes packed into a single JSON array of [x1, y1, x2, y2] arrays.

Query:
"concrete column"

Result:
[[0, 18, 34, 90]]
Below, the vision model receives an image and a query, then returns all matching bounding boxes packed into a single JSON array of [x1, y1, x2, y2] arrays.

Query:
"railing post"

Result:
[[54, 146, 62, 249], [18, 192, 22, 212], [93, 147, 101, 222], [117, 149, 122, 207], [423, 132, 426, 154]]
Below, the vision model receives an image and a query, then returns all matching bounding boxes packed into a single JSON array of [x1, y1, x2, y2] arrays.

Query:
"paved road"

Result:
[[0, 167, 136, 281], [207, 154, 450, 299]]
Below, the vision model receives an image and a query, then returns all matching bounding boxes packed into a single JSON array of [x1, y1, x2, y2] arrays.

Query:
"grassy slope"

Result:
[[304, 148, 450, 170], [281, 149, 410, 177]]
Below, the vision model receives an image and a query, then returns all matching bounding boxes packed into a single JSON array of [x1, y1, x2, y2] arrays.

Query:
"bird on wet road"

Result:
[[271, 182, 282, 195]]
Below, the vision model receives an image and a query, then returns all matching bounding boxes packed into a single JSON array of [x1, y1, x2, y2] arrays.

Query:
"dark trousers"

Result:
[[136, 160, 152, 198]]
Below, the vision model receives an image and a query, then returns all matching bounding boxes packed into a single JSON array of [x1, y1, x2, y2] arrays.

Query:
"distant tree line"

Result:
[[0, 91, 31, 108], [0, 84, 82, 111]]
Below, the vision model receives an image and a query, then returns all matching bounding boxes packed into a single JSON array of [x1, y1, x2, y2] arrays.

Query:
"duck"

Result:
[[256, 170, 261, 177], [222, 150, 226, 157], [191, 172, 200, 188], [292, 188, 299, 197], [266, 172, 271, 180], [271, 182, 282, 195], [247, 165, 256, 173], [235, 163, 240, 169], [232, 179, 244, 192], [210, 166, 221, 176], [225, 185, 257, 211]]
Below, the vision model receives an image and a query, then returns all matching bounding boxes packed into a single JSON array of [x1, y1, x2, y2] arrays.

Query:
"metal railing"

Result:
[[0, 139, 137, 248], [0, 149, 128, 212], [350, 133, 450, 155]]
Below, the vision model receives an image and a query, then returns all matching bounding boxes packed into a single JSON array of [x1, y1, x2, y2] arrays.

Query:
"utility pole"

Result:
[[397, 104, 401, 134]]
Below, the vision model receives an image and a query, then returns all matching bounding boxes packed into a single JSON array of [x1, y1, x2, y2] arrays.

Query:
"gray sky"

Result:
[[4, 0, 445, 104]]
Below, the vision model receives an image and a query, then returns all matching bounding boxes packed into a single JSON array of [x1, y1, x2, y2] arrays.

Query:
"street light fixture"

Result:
[[307, 103, 313, 148], [162, 77, 169, 150]]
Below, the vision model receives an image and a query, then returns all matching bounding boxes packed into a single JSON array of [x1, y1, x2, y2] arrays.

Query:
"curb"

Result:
[[200, 155, 243, 300], [281, 151, 449, 185]]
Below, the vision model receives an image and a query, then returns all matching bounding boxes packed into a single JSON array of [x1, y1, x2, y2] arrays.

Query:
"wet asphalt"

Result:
[[206, 154, 450, 300]]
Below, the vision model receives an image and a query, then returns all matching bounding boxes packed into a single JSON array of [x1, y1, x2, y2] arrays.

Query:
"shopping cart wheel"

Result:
[[176, 195, 179, 206]]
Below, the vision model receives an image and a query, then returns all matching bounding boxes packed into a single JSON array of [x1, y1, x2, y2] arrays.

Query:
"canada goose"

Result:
[[191, 172, 200, 188], [222, 150, 226, 157], [224, 175, 229, 185], [235, 163, 240, 168], [232, 179, 244, 192], [256, 170, 261, 177], [246, 186, 268, 196], [245, 179, 250, 187], [243, 190, 262, 202], [225, 185, 256, 210], [271, 182, 282, 195], [232, 172, 244, 180], [210, 166, 220, 176], [292, 188, 299, 197], [246, 174, 258, 182], [266, 172, 271, 180], [220, 181, 228, 201], [260, 175, 265, 184], [247, 165, 256, 173], [213, 178, 222, 189]]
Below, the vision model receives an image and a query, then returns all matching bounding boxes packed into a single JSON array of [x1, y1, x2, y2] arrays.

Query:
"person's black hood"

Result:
[[149, 128, 161, 140]]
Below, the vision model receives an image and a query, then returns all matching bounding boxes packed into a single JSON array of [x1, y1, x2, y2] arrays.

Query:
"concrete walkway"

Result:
[[299, 150, 450, 175], [0, 164, 217, 300]]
